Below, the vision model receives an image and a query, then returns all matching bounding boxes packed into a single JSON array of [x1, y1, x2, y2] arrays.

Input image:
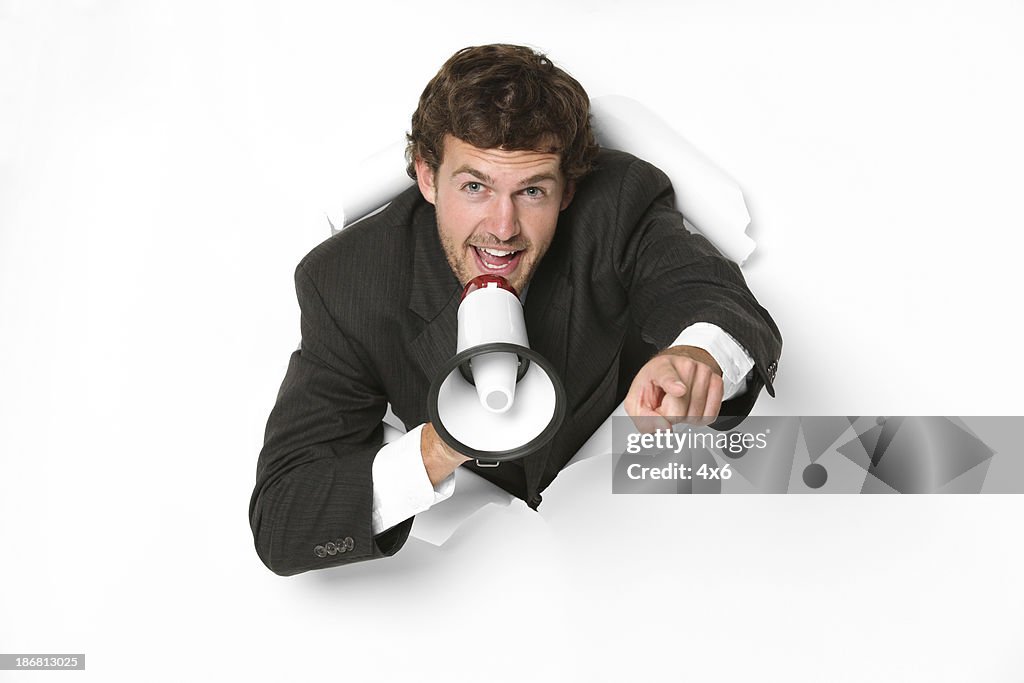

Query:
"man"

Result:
[[250, 44, 782, 576]]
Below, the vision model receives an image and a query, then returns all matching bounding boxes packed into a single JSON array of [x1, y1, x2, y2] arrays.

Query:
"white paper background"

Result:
[[2, 1, 1023, 681]]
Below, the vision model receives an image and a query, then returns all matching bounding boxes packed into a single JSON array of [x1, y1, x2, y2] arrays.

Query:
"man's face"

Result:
[[415, 135, 575, 293]]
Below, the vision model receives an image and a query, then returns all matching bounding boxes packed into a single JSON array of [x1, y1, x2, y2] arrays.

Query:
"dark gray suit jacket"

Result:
[[250, 149, 782, 575]]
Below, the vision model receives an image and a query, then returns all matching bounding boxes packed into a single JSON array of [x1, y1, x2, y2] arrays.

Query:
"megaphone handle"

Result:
[[475, 460, 500, 468]]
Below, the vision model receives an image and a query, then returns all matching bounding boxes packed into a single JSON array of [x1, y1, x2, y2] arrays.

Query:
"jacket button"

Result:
[[343, 537, 354, 552], [314, 545, 327, 558], [325, 542, 338, 555]]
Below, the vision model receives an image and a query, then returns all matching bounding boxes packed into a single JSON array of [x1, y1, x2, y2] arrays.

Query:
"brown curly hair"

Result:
[[406, 44, 599, 183]]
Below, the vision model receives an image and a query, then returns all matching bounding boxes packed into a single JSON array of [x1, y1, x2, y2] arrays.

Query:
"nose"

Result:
[[485, 195, 519, 243]]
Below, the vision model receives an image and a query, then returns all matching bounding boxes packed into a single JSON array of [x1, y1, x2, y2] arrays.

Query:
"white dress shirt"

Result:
[[370, 322, 755, 534]]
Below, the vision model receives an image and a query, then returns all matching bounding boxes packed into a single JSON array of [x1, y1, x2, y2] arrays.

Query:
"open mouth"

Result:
[[472, 246, 523, 275]]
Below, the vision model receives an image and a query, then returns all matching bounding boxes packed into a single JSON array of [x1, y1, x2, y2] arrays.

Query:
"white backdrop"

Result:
[[2, 1, 1023, 681]]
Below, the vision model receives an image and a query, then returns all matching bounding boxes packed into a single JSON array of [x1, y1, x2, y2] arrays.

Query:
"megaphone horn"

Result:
[[427, 275, 566, 464]]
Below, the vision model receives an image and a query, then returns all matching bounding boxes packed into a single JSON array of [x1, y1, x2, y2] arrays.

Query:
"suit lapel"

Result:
[[408, 203, 462, 383], [522, 250, 572, 390], [520, 225, 574, 495]]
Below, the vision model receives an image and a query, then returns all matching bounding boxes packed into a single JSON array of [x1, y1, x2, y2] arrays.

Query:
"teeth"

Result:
[[480, 248, 515, 257]]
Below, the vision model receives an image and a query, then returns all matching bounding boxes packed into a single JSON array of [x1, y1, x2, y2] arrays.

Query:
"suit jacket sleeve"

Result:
[[249, 263, 413, 576], [613, 155, 782, 422]]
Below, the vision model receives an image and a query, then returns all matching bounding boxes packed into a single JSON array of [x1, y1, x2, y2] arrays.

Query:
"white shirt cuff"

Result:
[[671, 323, 754, 401], [371, 424, 456, 535]]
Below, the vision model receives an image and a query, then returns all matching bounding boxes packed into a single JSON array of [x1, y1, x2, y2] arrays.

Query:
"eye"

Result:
[[463, 181, 484, 193], [522, 186, 545, 198]]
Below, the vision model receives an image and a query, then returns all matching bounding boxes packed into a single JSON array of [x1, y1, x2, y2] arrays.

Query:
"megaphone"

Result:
[[427, 275, 566, 464]]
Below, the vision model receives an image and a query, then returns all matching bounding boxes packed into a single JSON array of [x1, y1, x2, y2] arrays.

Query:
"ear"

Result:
[[414, 156, 437, 205], [559, 179, 576, 211]]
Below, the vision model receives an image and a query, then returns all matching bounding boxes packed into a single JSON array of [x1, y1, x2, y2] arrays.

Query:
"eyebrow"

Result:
[[517, 173, 559, 187], [450, 165, 558, 187], [450, 165, 494, 185]]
